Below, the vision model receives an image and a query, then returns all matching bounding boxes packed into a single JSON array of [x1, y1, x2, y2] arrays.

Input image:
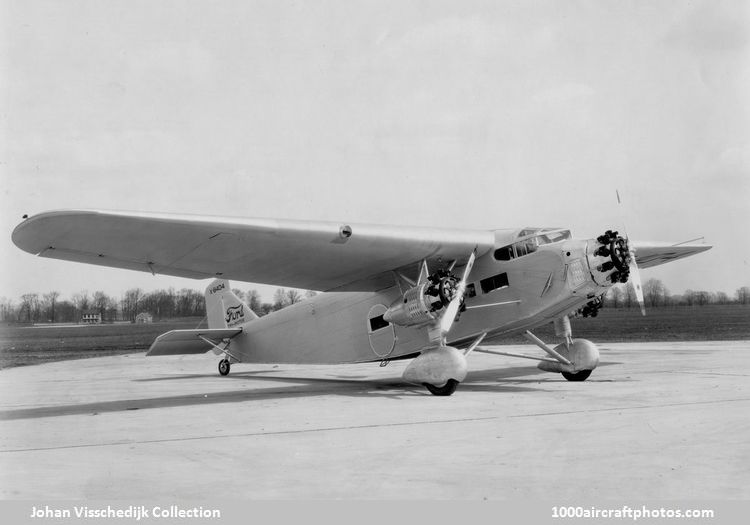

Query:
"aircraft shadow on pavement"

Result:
[[0, 365, 557, 421]]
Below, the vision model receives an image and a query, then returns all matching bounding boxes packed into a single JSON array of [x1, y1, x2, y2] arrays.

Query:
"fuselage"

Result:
[[229, 228, 611, 364]]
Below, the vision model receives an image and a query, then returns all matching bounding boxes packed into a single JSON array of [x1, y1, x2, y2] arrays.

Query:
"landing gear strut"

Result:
[[218, 359, 231, 376]]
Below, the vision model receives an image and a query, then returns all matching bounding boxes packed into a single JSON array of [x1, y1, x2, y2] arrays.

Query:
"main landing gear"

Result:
[[472, 317, 600, 383], [218, 359, 231, 376], [561, 369, 592, 382], [423, 379, 460, 396]]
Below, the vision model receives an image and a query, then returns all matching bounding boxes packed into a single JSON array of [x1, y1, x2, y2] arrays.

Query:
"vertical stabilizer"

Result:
[[205, 279, 258, 329]]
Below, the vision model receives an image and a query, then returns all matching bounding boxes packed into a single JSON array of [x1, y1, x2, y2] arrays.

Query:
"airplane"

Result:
[[11, 209, 711, 395]]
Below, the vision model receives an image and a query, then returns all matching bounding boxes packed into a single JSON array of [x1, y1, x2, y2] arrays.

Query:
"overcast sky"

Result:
[[2, 0, 748, 302]]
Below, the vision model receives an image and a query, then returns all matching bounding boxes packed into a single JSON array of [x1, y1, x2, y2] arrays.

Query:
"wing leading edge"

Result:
[[12, 210, 494, 292], [633, 241, 712, 269]]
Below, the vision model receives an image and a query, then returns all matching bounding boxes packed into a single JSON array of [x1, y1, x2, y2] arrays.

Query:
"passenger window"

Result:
[[369, 315, 389, 332], [493, 246, 514, 261], [515, 243, 527, 257], [480, 273, 509, 294]]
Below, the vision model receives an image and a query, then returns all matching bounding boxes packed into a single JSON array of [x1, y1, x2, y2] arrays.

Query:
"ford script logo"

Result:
[[225, 305, 244, 325]]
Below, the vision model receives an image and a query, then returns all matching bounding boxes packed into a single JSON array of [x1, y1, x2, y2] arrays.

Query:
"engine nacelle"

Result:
[[537, 339, 600, 374], [402, 345, 468, 386], [383, 271, 459, 327], [383, 283, 440, 327]]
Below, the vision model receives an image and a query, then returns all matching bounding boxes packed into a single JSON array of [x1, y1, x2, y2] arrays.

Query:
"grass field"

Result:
[[505, 304, 750, 344], [0, 318, 205, 369], [1, 306, 748, 369]]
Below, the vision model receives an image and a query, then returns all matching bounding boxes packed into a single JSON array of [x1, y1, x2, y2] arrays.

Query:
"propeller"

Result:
[[429, 249, 476, 343], [616, 190, 646, 316]]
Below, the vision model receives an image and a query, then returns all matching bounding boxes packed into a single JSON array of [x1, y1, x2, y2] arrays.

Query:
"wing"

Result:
[[146, 328, 243, 356], [633, 241, 712, 269], [12, 210, 493, 291]]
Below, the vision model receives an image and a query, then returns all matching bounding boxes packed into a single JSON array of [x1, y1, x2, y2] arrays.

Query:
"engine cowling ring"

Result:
[[611, 236, 633, 274], [438, 276, 458, 306], [588, 230, 633, 286]]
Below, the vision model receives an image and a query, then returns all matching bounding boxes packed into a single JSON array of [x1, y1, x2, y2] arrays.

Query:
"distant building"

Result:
[[80, 311, 102, 324], [135, 312, 153, 324]]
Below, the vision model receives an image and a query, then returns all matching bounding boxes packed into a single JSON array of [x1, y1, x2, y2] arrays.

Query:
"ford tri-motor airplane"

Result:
[[12, 210, 711, 395]]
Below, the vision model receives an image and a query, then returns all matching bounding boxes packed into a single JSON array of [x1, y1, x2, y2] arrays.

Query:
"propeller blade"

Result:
[[629, 245, 646, 316], [437, 250, 476, 339], [417, 259, 429, 285], [615, 189, 646, 316]]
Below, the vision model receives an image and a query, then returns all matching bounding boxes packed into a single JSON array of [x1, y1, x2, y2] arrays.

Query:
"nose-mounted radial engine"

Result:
[[588, 230, 634, 286], [585, 228, 646, 316]]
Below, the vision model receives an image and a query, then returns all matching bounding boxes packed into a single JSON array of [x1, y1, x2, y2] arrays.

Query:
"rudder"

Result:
[[205, 279, 258, 329]]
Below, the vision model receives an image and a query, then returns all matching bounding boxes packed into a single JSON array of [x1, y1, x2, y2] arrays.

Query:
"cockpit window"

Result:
[[493, 228, 571, 261], [540, 229, 571, 243], [494, 246, 514, 261]]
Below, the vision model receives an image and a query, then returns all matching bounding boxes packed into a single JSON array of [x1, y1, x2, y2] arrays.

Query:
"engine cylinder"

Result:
[[587, 230, 633, 287]]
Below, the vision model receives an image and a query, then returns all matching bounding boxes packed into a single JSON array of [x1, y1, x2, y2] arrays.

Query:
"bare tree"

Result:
[[260, 303, 274, 316], [106, 296, 120, 322], [624, 282, 636, 308], [20, 293, 39, 323], [695, 291, 710, 306], [92, 291, 110, 321], [285, 289, 302, 305], [72, 291, 90, 319], [57, 300, 76, 322], [643, 278, 668, 308], [0, 297, 15, 322], [737, 287, 750, 305], [246, 289, 263, 315], [122, 288, 143, 322], [603, 286, 623, 308], [273, 288, 288, 311], [42, 291, 60, 322]]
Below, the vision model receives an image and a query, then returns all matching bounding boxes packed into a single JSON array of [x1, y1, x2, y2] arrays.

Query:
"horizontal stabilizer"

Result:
[[146, 328, 242, 356]]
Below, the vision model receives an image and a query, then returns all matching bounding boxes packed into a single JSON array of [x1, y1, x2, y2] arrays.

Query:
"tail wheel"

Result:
[[562, 370, 592, 382], [423, 379, 459, 396], [218, 359, 231, 376]]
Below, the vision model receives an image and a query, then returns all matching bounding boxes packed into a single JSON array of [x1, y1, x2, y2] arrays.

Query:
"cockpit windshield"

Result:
[[494, 228, 571, 261]]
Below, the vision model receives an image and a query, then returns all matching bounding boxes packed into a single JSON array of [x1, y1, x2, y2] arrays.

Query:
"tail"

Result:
[[205, 279, 258, 329]]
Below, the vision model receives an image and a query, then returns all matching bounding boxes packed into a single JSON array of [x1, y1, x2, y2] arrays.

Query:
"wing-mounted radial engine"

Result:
[[382, 265, 463, 328], [384, 252, 477, 396]]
